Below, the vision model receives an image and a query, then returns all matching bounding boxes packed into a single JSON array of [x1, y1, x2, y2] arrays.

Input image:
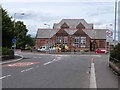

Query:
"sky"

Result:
[[1, 0, 118, 38]]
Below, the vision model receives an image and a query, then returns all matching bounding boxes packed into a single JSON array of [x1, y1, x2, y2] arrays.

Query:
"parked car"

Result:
[[37, 46, 49, 52], [95, 48, 108, 54]]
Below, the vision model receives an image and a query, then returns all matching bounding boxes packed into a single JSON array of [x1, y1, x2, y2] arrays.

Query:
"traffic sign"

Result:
[[106, 30, 113, 37], [12, 38, 16, 44], [106, 37, 113, 42]]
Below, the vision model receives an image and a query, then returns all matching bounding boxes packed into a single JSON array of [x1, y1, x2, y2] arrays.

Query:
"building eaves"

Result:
[[83, 29, 108, 39], [36, 29, 59, 38]]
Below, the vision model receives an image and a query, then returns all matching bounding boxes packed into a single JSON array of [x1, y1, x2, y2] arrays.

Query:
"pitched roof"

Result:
[[64, 29, 77, 35], [53, 19, 93, 29], [36, 29, 59, 38], [36, 28, 108, 40], [83, 29, 108, 39]]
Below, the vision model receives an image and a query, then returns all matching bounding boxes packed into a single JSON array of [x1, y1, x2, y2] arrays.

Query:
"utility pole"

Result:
[[44, 24, 50, 53], [114, 0, 117, 41], [13, 13, 24, 53]]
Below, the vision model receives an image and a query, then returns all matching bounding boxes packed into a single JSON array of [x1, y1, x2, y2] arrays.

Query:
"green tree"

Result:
[[25, 34, 35, 47], [2, 7, 35, 50], [2, 7, 14, 48], [15, 21, 28, 49]]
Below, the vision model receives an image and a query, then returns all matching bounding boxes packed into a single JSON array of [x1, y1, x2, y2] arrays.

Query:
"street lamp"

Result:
[[114, 0, 118, 41], [14, 13, 25, 28], [44, 23, 51, 53], [13, 13, 25, 53], [92, 30, 96, 51]]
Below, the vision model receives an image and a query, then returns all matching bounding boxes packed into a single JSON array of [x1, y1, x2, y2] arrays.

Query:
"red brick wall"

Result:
[[35, 38, 48, 49], [35, 29, 107, 51]]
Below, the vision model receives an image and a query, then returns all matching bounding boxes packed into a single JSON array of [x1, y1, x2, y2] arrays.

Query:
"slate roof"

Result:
[[83, 29, 108, 39], [36, 29, 59, 38], [36, 28, 108, 40], [64, 29, 77, 35], [53, 19, 93, 29]]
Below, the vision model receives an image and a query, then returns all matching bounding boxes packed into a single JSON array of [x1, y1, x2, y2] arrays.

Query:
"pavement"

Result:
[[0, 54, 23, 64], [1, 51, 119, 88]]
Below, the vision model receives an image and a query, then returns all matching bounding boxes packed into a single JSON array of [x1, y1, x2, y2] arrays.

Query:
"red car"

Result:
[[95, 48, 108, 54]]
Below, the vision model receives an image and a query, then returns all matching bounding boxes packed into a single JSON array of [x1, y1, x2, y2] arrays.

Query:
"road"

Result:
[[1, 52, 119, 88]]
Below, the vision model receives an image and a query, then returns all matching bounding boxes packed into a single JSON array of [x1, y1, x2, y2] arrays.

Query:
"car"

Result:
[[95, 48, 108, 54], [37, 46, 49, 52]]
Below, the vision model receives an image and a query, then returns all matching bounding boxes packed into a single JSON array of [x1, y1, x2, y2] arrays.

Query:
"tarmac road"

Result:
[[1, 52, 119, 88]]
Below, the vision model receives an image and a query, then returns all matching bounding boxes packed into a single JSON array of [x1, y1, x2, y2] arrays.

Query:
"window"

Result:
[[74, 37, 80, 47], [63, 37, 68, 45], [56, 37, 62, 45], [81, 37, 86, 47]]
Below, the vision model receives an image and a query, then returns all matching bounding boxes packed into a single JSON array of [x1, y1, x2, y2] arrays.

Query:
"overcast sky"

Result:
[[1, 0, 117, 37]]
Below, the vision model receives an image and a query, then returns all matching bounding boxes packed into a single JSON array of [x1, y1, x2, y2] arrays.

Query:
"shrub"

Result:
[[110, 43, 120, 66], [110, 43, 120, 62], [2, 47, 14, 56]]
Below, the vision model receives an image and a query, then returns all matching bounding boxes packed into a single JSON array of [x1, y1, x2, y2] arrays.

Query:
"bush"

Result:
[[110, 43, 120, 62], [112, 43, 120, 59], [2, 47, 14, 60], [2, 47, 14, 56]]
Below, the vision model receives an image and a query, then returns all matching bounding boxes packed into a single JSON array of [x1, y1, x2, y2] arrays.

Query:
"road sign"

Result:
[[106, 30, 113, 42], [106, 30, 113, 37], [12, 38, 16, 44], [106, 37, 113, 42]]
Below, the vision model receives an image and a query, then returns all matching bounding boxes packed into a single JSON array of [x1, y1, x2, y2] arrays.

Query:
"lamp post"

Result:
[[44, 23, 51, 53], [13, 13, 24, 53], [114, 0, 118, 41], [92, 30, 96, 51]]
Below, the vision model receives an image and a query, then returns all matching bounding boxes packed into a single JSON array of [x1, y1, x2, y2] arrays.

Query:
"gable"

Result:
[[76, 23, 85, 29], [60, 22, 69, 29], [56, 29, 68, 36], [74, 29, 87, 36]]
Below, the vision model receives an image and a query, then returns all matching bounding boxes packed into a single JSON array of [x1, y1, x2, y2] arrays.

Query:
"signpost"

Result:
[[106, 30, 113, 42], [12, 37, 16, 53], [106, 30, 113, 56]]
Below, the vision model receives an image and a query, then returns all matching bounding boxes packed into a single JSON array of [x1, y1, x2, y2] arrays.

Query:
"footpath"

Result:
[[0, 54, 23, 65]]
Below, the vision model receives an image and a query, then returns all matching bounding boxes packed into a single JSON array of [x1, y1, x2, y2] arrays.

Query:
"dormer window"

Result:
[[60, 22, 69, 29], [76, 23, 85, 29]]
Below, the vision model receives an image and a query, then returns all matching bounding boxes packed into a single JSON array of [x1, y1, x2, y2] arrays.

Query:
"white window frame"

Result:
[[81, 37, 86, 47]]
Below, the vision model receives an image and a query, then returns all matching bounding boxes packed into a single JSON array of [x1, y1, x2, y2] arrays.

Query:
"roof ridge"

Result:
[[63, 19, 84, 20]]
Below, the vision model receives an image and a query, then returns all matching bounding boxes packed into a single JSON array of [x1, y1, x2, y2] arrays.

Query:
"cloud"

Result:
[[1, 1, 115, 37], [1, 0, 115, 3]]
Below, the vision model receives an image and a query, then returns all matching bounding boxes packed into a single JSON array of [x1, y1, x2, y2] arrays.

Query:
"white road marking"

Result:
[[90, 58, 97, 88], [21, 68, 33, 72], [43, 62, 52, 65], [43, 57, 62, 66], [0, 75, 11, 80]]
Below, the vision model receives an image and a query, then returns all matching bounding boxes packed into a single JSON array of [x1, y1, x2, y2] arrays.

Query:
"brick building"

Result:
[[36, 19, 108, 51]]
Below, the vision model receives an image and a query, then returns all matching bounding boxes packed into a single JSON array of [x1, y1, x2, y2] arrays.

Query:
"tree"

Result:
[[2, 7, 35, 49], [14, 21, 28, 49], [25, 34, 35, 47], [2, 7, 14, 48]]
